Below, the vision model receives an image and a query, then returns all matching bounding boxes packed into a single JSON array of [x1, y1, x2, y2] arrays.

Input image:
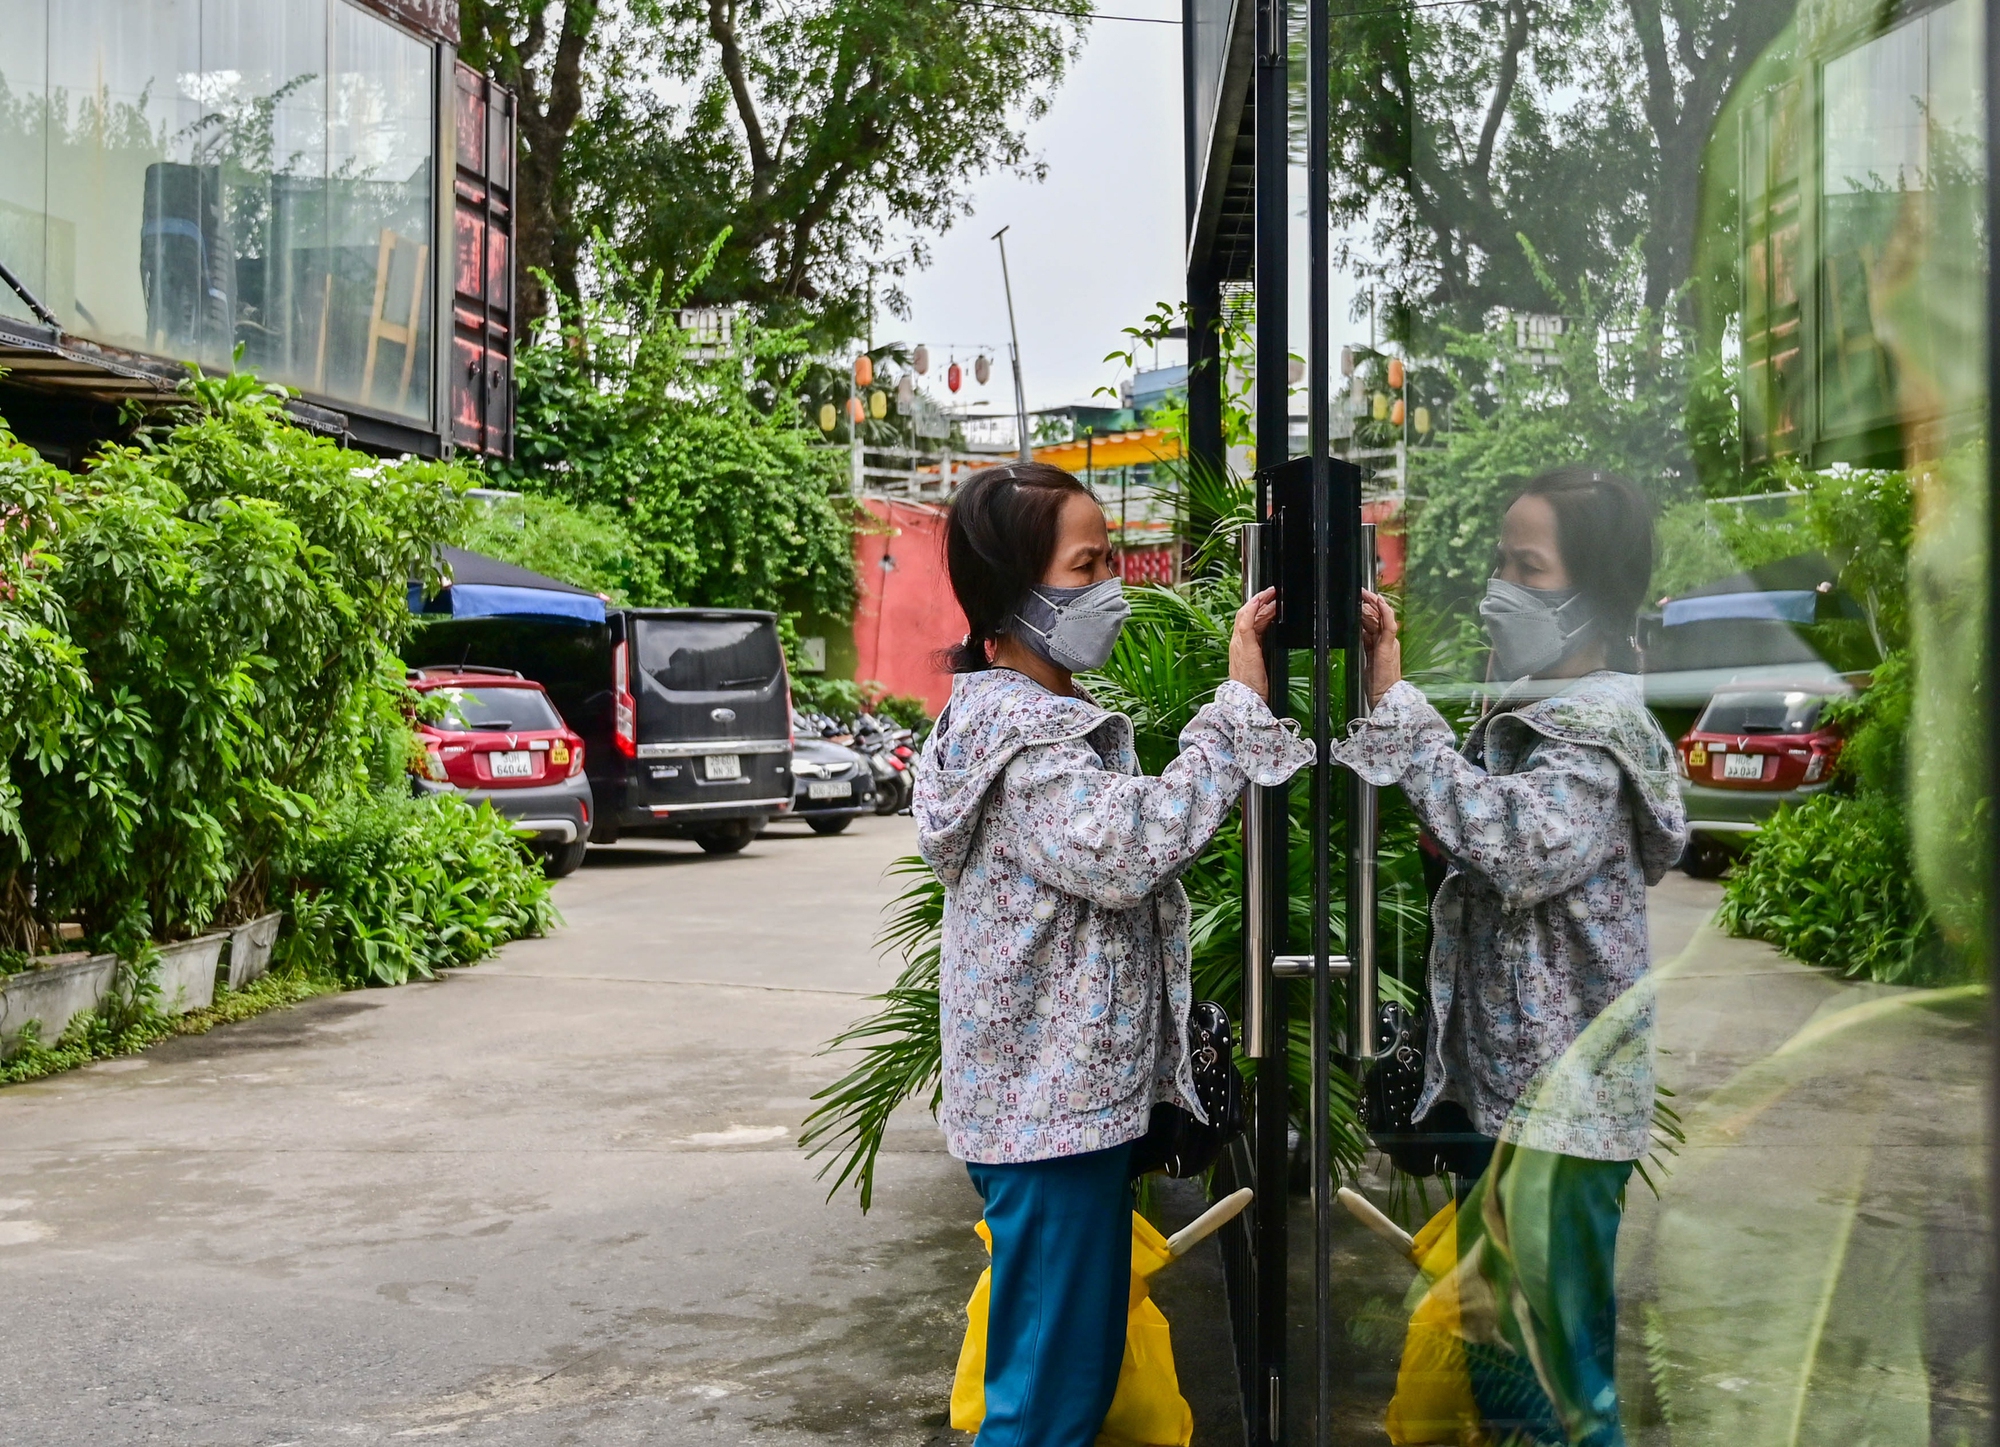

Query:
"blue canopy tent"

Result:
[[411, 546, 607, 625]]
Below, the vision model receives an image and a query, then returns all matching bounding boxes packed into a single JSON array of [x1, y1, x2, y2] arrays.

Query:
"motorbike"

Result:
[[850, 713, 916, 815]]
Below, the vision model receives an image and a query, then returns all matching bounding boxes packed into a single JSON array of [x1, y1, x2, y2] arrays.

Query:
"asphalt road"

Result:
[[0, 814, 986, 1446]]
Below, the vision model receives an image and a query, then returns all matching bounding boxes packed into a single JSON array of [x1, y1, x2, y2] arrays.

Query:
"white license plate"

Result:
[[1719, 752, 1765, 780], [704, 753, 742, 780], [807, 780, 851, 800], [490, 751, 534, 779]]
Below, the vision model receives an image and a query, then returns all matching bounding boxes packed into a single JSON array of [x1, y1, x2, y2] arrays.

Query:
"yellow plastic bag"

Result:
[[1384, 1200, 1485, 1446], [950, 1211, 1195, 1447]]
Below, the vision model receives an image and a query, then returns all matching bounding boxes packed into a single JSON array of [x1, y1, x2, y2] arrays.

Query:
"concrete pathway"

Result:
[[0, 815, 986, 1445]]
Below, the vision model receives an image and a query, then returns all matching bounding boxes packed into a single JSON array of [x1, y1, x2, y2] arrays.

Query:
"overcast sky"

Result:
[[874, 4, 1190, 416]]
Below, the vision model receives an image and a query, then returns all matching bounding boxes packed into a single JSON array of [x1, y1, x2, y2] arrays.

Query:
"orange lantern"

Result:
[[854, 354, 874, 388], [1387, 357, 1405, 390], [846, 396, 865, 424], [1390, 398, 1406, 427], [948, 361, 963, 393]]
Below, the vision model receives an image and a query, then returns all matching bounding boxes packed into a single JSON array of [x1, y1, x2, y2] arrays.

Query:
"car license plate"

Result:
[[490, 751, 534, 779], [704, 753, 742, 781], [807, 780, 851, 800], [1720, 752, 1764, 780]]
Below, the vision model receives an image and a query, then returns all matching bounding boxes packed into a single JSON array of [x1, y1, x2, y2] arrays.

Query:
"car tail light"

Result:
[[419, 742, 448, 782], [613, 641, 637, 758], [786, 681, 796, 748], [1804, 750, 1827, 782], [567, 738, 586, 777]]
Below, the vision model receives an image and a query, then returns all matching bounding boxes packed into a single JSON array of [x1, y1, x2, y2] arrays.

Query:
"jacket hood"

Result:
[[1481, 671, 1687, 881], [914, 669, 1112, 884]]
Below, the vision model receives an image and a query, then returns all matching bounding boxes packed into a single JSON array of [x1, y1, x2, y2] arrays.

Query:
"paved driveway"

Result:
[[0, 816, 984, 1445]]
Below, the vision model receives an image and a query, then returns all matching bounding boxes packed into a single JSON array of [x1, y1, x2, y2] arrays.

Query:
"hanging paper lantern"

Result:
[[1390, 398, 1406, 427], [1415, 405, 1432, 435], [948, 361, 963, 393], [846, 396, 866, 424], [817, 402, 837, 432], [913, 344, 930, 375], [853, 354, 874, 388], [1386, 357, 1405, 390], [973, 354, 992, 386], [897, 374, 914, 410], [870, 389, 887, 420], [1371, 391, 1388, 421], [1340, 346, 1355, 377], [1350, 375, 1366, 405]]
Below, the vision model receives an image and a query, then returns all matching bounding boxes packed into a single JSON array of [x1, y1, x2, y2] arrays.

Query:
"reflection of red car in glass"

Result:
[[408, 666, 594, 878], [1674, 682, 1847, 877]]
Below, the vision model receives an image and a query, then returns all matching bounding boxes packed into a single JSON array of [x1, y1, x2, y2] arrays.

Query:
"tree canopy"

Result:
[[460, 0, 1088, 340]]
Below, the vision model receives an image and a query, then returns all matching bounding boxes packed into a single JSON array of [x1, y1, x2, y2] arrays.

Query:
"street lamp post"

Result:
[[993, 226, 1032, 462]]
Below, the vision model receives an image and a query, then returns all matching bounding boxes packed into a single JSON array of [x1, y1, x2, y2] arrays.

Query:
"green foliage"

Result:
[[467, 0, 1090, 342], [1822, 650, 1912, 797], [1718, 792, 1954, 985], [274, 788, 557, 989], [1406, 253, 1695, 617], [483, 246, 857, 619], [1, 374, 464, 953], [456, 492, 649, 605], [0, 424, 86, 905]]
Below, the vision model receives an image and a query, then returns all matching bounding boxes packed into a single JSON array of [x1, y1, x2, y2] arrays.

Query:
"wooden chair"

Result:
[[361, 228, 429, 408]]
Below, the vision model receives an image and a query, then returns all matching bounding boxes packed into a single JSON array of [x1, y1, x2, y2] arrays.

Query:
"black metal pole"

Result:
[[1253, 0, 1292, 1440], [1305, 0, 1333, 1437]]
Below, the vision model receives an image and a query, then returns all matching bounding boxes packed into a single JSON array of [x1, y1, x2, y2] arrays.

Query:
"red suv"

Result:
[[1675, 681, 1847, 876], [407, 667, 594, 877]]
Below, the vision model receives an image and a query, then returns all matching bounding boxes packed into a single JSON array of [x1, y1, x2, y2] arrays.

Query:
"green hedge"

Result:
[[1718, 791, 1956, 985], [275, 788, 558, 988]]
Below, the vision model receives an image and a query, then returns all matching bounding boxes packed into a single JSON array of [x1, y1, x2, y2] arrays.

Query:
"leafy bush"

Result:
[[456, 492, 649, 605], [483, 245, 857, 619], [1, 373, 464, 954], [275, 788, 557, 988], [1718, 793, 1952, 984]]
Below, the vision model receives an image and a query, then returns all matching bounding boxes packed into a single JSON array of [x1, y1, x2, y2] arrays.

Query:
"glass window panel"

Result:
[[1304, 0, 1991, 1432], [45, 0, 203, 347], [0, 0, 48, 327], [326, 1, 434, 420], [198, 0, 328, 384]]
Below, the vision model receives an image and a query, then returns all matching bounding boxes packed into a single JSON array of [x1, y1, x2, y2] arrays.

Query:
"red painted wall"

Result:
[[853, 498, 964, 714]]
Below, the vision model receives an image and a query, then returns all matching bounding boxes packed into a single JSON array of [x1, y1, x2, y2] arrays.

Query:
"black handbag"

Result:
[[1362, 1000, 1495, 1179], [1128, 1000, 1245, 1179], [1362, 1000, 1446, 1177]]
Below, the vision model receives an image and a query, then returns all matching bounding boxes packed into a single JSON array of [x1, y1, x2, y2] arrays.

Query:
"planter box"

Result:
[[154, 934, 225, 1016], [223, 912, 284, 991], [0, 952, 118, 1052]]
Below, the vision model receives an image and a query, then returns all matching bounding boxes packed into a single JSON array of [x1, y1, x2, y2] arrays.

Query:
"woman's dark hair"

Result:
[[941, 462, 1094, 672], [1516, 466, 1654, 670]]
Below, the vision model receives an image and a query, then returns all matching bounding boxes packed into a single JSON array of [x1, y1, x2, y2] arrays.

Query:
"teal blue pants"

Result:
[[966, 1141, 1133, 1447]]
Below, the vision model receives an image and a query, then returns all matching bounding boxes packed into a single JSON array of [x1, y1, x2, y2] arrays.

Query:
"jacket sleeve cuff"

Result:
[[1329, 680, 1447, 786], [1198, 680, 1317, 785]]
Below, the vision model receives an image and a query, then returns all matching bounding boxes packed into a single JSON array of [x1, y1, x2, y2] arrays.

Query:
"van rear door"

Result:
[[628, 611, 790, 820]]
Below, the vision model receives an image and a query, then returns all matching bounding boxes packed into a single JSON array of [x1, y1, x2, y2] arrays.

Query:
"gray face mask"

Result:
[[1013, 578, 1131, 672], [1479, 577, 1595, 680]]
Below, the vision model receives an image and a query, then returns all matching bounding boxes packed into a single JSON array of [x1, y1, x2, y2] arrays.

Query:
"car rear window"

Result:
[[1695, 689, 1830, 735], [636, 618, 782, 693], [428, 685, 563, 732]]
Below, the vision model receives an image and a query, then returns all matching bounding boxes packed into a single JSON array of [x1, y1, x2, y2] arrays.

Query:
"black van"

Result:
[[406, 608, 793, 853]]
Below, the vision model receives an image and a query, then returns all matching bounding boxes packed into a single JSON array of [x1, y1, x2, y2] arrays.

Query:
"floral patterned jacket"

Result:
[[1333, 674, 1686, 1161], [915, 669, 1313, 1165]]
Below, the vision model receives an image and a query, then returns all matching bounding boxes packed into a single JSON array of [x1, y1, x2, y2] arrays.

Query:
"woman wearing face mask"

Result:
[[1337, 468, 1686, 1447], [915, 462, 1311, 1447]]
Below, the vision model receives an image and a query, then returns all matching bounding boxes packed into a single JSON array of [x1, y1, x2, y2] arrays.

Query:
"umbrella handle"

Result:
[[1337, 1186, 1417, 1261], [1165, 1186, 1255, 1259]]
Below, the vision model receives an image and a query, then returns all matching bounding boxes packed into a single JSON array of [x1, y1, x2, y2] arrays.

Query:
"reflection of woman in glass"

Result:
[[1336, 468, 1688, 1446]]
